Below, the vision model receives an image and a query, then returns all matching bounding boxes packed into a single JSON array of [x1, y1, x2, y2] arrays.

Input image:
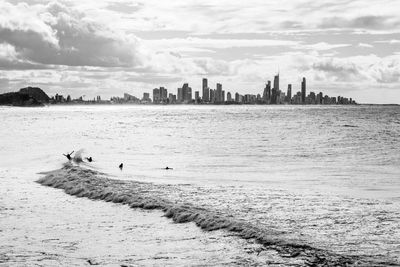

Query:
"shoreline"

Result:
[[2, 103, 399, 108], [36, 163, 392, 267]]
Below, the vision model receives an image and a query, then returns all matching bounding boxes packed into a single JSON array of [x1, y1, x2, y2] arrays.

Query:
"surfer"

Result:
[[86, 157, 93, 162], [119, 163, 123, 170], [63, 151, 74, 160]]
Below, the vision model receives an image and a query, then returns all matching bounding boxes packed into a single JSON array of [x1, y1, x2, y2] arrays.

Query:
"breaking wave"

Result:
[[36, 164, 392, 266], [72, 149, 84, 163]]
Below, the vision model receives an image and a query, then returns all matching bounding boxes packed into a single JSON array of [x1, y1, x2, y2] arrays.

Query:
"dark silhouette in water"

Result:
[[165, 166, 173, 170], [86, 157, 93, 162], [119, 163, 123, 170], [63, 151, 74, 160], [87, 259, 99, 265]]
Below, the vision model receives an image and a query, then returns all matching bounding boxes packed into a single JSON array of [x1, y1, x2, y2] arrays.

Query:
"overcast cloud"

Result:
[[0, 0, 399, 103]]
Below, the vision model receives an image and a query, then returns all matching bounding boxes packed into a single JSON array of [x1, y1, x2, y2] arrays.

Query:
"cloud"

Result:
[[305, 42, 350, 51], [144, 37, 299, 51], [369, 57, 400, 83], [306, 55, 400, 85], [0, 1, 145, 68], [0, 42, 50, 70], [312, 59, 361, 81], [375, 39, 400, 44], [106, 2, 143, 14], [319, 15, 398, 30], [358, 43, 373, 48]]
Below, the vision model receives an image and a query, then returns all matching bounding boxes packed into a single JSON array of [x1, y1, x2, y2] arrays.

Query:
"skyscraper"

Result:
[[160, 87, 168, 103], [235, 92, 239, 103], [301, 77, 306, 104], [153, 88, 160, 103], [271, 74, 279, 104], [263, 81, 271, 103], [210, 89, 215, 103], [227, 92, 232, 102], [182, 83, 192, 102], [177, 87, 183, 103], [287, 84, 292, 103], [273, 74, 279, 92], [202, 78, 209, 102], [216, 83, 222, 103]]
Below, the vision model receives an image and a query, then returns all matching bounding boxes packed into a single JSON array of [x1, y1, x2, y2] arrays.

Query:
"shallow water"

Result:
[[1, 105, 399, 265]]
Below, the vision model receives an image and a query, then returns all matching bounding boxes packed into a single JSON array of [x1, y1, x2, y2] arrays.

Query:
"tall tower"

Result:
[[216, 83, 222, 103], [202, 78, 209, 102], [182, 83, 192, 102], [153, 88, 160, 103], [273, 74, 279, 92], [272, 74, 279, 104], [287, 84, 292, 103], [301, 77, 306, 104]]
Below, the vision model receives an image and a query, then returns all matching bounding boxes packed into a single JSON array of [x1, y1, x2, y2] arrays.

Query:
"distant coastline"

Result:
[[2, 83, 398, 107]]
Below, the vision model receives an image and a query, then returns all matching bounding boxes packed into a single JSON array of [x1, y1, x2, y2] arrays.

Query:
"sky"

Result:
[[0, 0, 400, 103]]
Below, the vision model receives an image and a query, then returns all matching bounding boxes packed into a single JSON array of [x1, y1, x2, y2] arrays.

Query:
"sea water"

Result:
[[0, 105, 399, 266]]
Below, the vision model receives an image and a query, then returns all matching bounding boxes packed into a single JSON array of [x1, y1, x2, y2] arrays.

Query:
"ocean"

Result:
[[0, 105, 399, 266]]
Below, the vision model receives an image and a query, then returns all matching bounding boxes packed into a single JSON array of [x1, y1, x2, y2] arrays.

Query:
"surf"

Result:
[[36, 163, 391, 266]]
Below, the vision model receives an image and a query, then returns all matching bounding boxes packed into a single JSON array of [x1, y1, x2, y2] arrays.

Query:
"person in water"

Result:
[[86, 157, 93, 162], [119, 163, 123, 170], [63, 151, 74, 160]]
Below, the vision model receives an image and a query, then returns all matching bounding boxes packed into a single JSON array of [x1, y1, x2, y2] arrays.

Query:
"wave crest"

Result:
[[36, 164, 388, 266]]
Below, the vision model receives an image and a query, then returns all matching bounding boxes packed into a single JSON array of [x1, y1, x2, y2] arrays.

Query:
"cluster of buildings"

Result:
[[149, 75, 356, 105], [51, 75, 356, 105]]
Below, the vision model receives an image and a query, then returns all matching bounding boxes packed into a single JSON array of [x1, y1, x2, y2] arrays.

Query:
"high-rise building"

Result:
[[177, 87, 183, 103], [287, 84, 292, 103], [227, 92, 232, 102], [160, 87, 168, 103], [168, 93, 176, 103], [210, 89, 215, 103], [202, 78, 209, 102], [309, 92, 316, 104], [271, 74, 279, 104], [235, 92, 239, 102], [195, 91, 200, 101], [273, 74, 279, 92], [263, 81, 271, 103], [153, 87, 168, 103], [222, 90, 225, 102], [216, 83, 222, 103], [153, 88, 160, 103], [142, 92, 151, 102], [182, 83, 192, 102], [301, 77, 306, 104], [317, 92, 323, 104]]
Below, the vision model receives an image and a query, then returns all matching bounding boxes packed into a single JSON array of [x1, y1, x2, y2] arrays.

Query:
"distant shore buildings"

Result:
[[22, 75, 357, 106], [142, 75, 356, 105]]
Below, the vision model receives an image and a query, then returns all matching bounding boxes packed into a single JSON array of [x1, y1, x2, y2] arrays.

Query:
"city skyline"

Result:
[[49, 75, 357, 106], [0, 0, 399, 103], [149, 75, 356, 105]]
